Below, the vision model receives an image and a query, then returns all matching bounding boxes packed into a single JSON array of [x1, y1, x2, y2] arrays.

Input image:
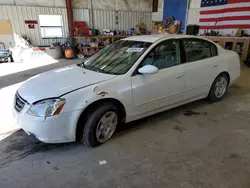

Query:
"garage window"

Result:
[[39, 15, 63, 39]]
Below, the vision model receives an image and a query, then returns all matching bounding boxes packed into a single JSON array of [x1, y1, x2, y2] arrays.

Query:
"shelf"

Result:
[[205, 36, 250, 61]]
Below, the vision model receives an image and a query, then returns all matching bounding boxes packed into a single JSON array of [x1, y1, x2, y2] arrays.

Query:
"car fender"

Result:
[[61, 76, 134, 123], [226, 50, 241, 85], [214, 49, 240, 86]]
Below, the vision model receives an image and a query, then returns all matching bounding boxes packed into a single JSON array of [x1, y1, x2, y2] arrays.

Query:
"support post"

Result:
[[66, 0, 74, 39]]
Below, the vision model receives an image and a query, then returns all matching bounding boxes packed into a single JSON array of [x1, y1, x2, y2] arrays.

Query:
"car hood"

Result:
[[18, 65, 116, 103]]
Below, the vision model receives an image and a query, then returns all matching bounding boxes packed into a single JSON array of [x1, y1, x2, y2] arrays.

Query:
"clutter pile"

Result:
[[152, 16, 181, 34], [152, 21, 166, 34], [135, 23, 147, 35], [74, 21, 149, 57]]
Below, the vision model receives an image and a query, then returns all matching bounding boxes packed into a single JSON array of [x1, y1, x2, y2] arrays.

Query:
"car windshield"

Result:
[[78, 40, 152, 75], [0, 43, 5, 50]]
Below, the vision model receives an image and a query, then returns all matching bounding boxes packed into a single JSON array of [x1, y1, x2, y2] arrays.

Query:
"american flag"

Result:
[[199, 0, 250, 31]]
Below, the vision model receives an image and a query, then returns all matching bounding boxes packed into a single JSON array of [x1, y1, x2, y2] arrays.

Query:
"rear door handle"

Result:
[[213, 65, 218, 67], [176, 74, 185, 79]]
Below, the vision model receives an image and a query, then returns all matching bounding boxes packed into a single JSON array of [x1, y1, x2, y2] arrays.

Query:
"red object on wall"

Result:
[[25, 20, 38, 24], [74, 21, 89, 36], [28, 24, 35, 29], [75, 21, 87, 28]]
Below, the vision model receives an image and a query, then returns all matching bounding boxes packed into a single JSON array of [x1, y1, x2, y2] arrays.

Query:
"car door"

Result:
[[131, 39, 186, 117], [181, 38, 221, 100]]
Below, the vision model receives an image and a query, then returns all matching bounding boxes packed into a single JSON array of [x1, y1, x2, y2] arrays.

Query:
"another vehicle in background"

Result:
[[0, 42, 14, 63]]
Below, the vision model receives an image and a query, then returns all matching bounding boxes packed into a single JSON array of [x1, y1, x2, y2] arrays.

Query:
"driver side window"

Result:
[[142, 40, 180, 70]]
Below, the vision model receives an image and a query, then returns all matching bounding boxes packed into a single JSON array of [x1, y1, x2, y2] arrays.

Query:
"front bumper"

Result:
[[0, 56, 8, 62], [13, 105, 81, 143]]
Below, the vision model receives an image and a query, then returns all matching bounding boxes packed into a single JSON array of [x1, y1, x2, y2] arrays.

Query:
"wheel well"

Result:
[[219, 71, 230, 84], [75, 98, 126, 141], [207, 71, 231, 99]]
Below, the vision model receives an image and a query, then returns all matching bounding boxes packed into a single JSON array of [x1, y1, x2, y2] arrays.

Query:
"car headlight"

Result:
[[27, 98, 66, 117]]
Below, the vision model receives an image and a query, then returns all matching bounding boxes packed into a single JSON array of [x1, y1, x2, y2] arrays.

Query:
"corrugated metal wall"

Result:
[[152, 12, 163, 21], [73, 8, 89, 22], [89, 9, 116, 30], [0, 5, 153, 46], [79, 9, 152, 31], [117, 11, 152, 30], [0, 5, 68, 46]]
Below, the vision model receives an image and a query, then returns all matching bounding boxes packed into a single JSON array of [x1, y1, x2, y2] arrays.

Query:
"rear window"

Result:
[[182, 38, 218, 62]]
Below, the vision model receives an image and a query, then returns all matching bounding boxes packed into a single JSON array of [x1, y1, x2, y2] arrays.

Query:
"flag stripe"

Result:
[[228, 0, 250, 4], [199, 0, 250, 31], [200, 16, 250, 22], [199, 20, 250, 26], [200, 11, 250, 18], [200, 7, 250, 14], [200, 25, 250, 29], [200, 2, 250, 11]]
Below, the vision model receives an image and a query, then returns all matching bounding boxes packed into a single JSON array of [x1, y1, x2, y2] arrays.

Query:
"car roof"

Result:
[[122, 34, 206, 43]]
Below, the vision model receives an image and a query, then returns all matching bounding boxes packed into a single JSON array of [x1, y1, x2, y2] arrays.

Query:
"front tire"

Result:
[[7, 57, 11, 63], [208, 73, 229, 102], [82, 104, 119, 147]]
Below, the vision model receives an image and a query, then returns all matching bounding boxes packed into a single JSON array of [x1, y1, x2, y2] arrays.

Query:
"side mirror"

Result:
[[138, 65, 159, 74]]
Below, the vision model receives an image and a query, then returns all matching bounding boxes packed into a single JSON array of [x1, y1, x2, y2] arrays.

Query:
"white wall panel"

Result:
[[76, 9, 152, 30], [158, 0, 164, 12], [0, 35, 14, 49], [92, 0, 116, 10], [118, 11, 152, 30], [0, 5, 68, 46], [0, 0, 14, 5], [1, 0, 153, 11], [187, 9, 199, 25], [0, 0, 66, 7], [152, 12, 163, 21], [189, 0, 201, 9], [91, 9, 116, 30], [0, 5, 153, 46], [187, 0, 201, 26], [73, 8, 89, 22]]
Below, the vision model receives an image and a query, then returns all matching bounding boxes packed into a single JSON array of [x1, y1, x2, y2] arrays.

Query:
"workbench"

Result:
[[75, 35, 129, 55], [76, 35, 129, 43], [205, 36, 250, 61]]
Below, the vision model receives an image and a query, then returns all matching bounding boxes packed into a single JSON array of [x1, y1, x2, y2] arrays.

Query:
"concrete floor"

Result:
[[1, 62, 250, 188]]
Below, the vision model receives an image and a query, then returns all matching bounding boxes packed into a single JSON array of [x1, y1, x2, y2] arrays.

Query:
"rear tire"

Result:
[[208, 73, 229, 102], [10, 55, 14, 62], [81, 103, 119, 147], [7, 57, 11, 63]]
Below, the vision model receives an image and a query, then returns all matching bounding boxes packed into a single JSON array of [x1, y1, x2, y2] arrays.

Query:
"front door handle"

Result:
[[213, 65, 218, 67], [176, 74, 185, 79]]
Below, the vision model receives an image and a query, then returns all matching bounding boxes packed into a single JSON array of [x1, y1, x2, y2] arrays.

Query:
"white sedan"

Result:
[[13, 35, 240, 147]]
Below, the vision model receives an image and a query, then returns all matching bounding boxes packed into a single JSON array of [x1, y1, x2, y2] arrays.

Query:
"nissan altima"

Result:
[[13, 35, 240, 147]]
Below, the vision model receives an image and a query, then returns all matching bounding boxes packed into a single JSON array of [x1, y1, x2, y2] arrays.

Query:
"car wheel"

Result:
[[208, 73, 229, 102], [82, 104, 119, 147], [7, 57, 12, 63], [10, 55, 14, 62]]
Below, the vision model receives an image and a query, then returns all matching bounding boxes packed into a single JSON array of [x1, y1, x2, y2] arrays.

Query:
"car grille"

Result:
[[14, 93, 26, 112]]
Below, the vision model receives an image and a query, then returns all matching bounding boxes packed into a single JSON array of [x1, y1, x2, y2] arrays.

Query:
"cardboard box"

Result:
[[168, 25, 177, 34], [135, 24, 147, 35], [167, 20, 181, 34], [152, 21, 166, 34]]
